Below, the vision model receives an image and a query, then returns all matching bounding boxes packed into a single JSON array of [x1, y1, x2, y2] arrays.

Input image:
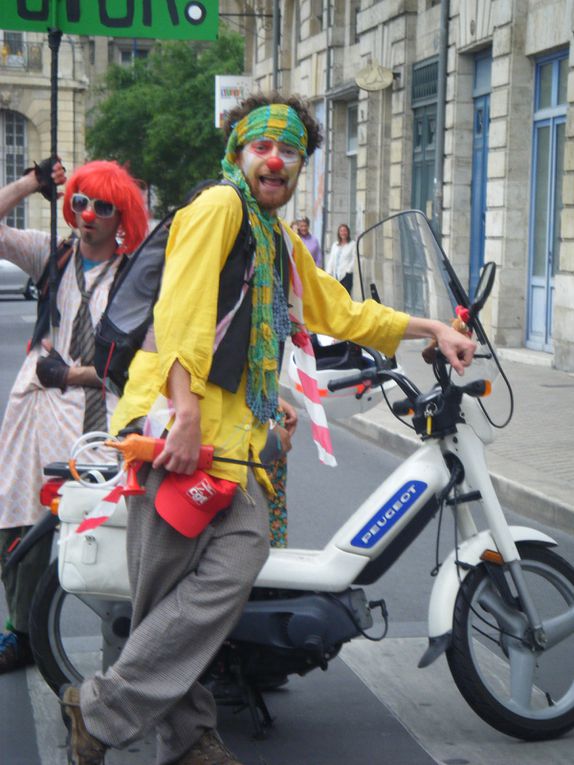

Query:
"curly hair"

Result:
[[223, 92, 323, 157], [62, 160, 148, 254]]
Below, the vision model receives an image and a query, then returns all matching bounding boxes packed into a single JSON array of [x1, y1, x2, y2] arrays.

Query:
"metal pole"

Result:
[[271, 0, 280, 90], [48, 28, 62, 332], [321, 2, 333, 257], [432, 0, 449, 242]]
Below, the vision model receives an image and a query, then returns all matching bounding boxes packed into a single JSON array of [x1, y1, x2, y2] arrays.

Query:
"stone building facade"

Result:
[[0, 29, 87, 235], [244, 0, 574, 370], [3, 3, 573, 368], [0, 29, 155, 236], [0, 0, 235, 235]]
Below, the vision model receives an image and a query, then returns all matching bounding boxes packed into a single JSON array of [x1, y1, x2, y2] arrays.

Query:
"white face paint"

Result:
[[238, 139, 303, 213]]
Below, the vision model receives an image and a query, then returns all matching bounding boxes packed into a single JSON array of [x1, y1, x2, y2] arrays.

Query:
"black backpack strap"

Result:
[[208, 182, 256, 392], [30, 236, 76, 350], [95, 180, 254, 396]]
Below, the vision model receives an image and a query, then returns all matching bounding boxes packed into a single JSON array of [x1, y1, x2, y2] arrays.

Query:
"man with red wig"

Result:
[[0, 158, 148, 673]]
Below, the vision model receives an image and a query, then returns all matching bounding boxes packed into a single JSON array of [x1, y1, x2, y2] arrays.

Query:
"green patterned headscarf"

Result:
[[221, 104, 308, 423]]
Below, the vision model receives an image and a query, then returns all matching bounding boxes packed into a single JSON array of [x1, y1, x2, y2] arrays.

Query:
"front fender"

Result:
[[420, 526, 556, 666]]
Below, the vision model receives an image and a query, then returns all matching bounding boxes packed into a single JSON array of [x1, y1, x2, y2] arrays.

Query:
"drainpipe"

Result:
[[321, 5, 333, 255], [272, 0, 280, 90], [432, 0, 449, 242]]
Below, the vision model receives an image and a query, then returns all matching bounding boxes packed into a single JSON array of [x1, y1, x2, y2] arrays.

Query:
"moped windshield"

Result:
[[356, 210, 466, 325], [355, 210, 500, 388]]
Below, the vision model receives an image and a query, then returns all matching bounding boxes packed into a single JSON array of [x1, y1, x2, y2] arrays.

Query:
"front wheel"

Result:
[[29, 559, 131, 695], [447, 542, 574, 740]]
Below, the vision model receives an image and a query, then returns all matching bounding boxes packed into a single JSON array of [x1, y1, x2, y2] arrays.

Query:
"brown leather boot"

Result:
[[59, 684, 107, 765], [177, 729, 243, 765]]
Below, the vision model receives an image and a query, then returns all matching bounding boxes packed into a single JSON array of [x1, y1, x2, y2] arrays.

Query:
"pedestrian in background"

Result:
[[0, 159, 148, 673], [297, 215, 322, 267], [326, 223, 356, 295]]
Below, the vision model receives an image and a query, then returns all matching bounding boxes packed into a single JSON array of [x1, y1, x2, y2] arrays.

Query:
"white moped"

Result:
[[22, 211, 574, 742]]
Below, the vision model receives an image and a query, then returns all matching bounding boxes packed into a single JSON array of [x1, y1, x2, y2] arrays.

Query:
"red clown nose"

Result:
[[81, 209, 96, 223], [266, 156, 284, 172]]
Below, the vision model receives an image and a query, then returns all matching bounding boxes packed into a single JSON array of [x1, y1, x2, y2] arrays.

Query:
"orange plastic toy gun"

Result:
[[102, 435, 216, 496], [105, 434, 215, 469]]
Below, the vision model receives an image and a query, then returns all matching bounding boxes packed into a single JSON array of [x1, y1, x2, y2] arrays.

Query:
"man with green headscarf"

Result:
[[60, 93, 476, 765]]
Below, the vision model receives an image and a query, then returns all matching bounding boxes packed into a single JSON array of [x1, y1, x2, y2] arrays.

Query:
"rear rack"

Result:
[[43, 461, 119, 481]]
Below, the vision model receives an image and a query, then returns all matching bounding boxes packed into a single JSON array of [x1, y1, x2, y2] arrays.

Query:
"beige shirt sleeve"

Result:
[[0, 225, 51, 283]]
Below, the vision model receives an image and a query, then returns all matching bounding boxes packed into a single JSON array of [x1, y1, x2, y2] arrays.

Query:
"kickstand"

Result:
[[239, 683, 274, 740], [230, 665, 274, 739]]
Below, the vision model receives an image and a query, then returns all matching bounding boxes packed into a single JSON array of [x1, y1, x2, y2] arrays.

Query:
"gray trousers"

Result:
[[0, 525, 54, 634], [80, 466, 270, 765]]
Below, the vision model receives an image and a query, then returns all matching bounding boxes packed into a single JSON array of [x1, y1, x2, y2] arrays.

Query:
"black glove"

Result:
[[22, 157, 57, 201], [36, 349, 70, 392]]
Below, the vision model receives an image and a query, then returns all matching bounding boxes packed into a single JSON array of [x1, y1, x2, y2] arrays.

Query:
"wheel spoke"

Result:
[[478, 583, 527, 638], [542, 606, 574, 649], [507, 642, 537, 710]]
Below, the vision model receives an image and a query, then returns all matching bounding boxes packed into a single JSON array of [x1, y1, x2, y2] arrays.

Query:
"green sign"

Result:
[[0, 1, 218, 41]]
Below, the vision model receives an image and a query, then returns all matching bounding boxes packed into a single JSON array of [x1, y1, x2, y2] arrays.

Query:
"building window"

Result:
[[412, 58, 439, 103], [350, 0, 360, 45], [255, 0, 273, 63], [1, 110, 27, 228], [527, 50, 568, 349], [0, 31, 25, 68], [311, 0, 324, 31], [292, 1, 300, 59], [411, 58, 438, 219], [119, 44, 149, 65], [347, 103, 358, 231]]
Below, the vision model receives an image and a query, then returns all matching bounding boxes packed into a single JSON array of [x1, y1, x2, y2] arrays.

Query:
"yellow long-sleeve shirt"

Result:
[[111, 185, 410, 488]]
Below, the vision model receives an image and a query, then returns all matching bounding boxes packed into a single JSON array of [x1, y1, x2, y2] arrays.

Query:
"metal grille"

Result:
[[412, 59, 439, 105]]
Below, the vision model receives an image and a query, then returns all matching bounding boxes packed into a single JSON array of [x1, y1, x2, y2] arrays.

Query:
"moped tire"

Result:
[[447, 542, 574, 740], [29, 559, 131, 695]]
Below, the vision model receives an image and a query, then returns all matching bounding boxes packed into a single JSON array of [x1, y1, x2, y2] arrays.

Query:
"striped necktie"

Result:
[[69, 249, 115, 433]]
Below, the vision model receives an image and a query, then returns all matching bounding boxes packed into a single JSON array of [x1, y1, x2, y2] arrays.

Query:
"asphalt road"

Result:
[[2, 297, 574, 765]]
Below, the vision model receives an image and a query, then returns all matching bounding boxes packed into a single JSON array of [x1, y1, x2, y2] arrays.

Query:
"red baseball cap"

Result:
[[155, 470, 238, 538]]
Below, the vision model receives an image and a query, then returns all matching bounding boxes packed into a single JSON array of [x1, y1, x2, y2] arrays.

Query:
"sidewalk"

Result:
[[282, 341, 574, 534]]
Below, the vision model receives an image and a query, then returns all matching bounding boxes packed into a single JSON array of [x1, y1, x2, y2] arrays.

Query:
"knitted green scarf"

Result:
[[221, 104, 308, 422]]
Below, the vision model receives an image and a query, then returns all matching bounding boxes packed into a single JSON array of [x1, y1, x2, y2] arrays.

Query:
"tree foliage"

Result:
[[86, 28, 244, 215]]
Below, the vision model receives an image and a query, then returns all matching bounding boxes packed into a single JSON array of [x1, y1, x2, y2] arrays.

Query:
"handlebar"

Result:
[[328, 366, 421, 402], [327, 369, 375, 392]]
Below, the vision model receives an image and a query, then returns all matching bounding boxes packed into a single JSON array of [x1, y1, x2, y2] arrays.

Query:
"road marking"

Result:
[[27, 667, 67, 765], [341, 637, 574, 765]]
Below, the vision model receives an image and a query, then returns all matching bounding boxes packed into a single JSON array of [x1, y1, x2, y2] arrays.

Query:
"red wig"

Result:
[[62, 160, 148, 254]]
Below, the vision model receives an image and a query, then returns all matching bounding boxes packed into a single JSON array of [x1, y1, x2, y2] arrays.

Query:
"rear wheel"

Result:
[[29, 559, 131, 694], [447, 543, 574, 740]]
